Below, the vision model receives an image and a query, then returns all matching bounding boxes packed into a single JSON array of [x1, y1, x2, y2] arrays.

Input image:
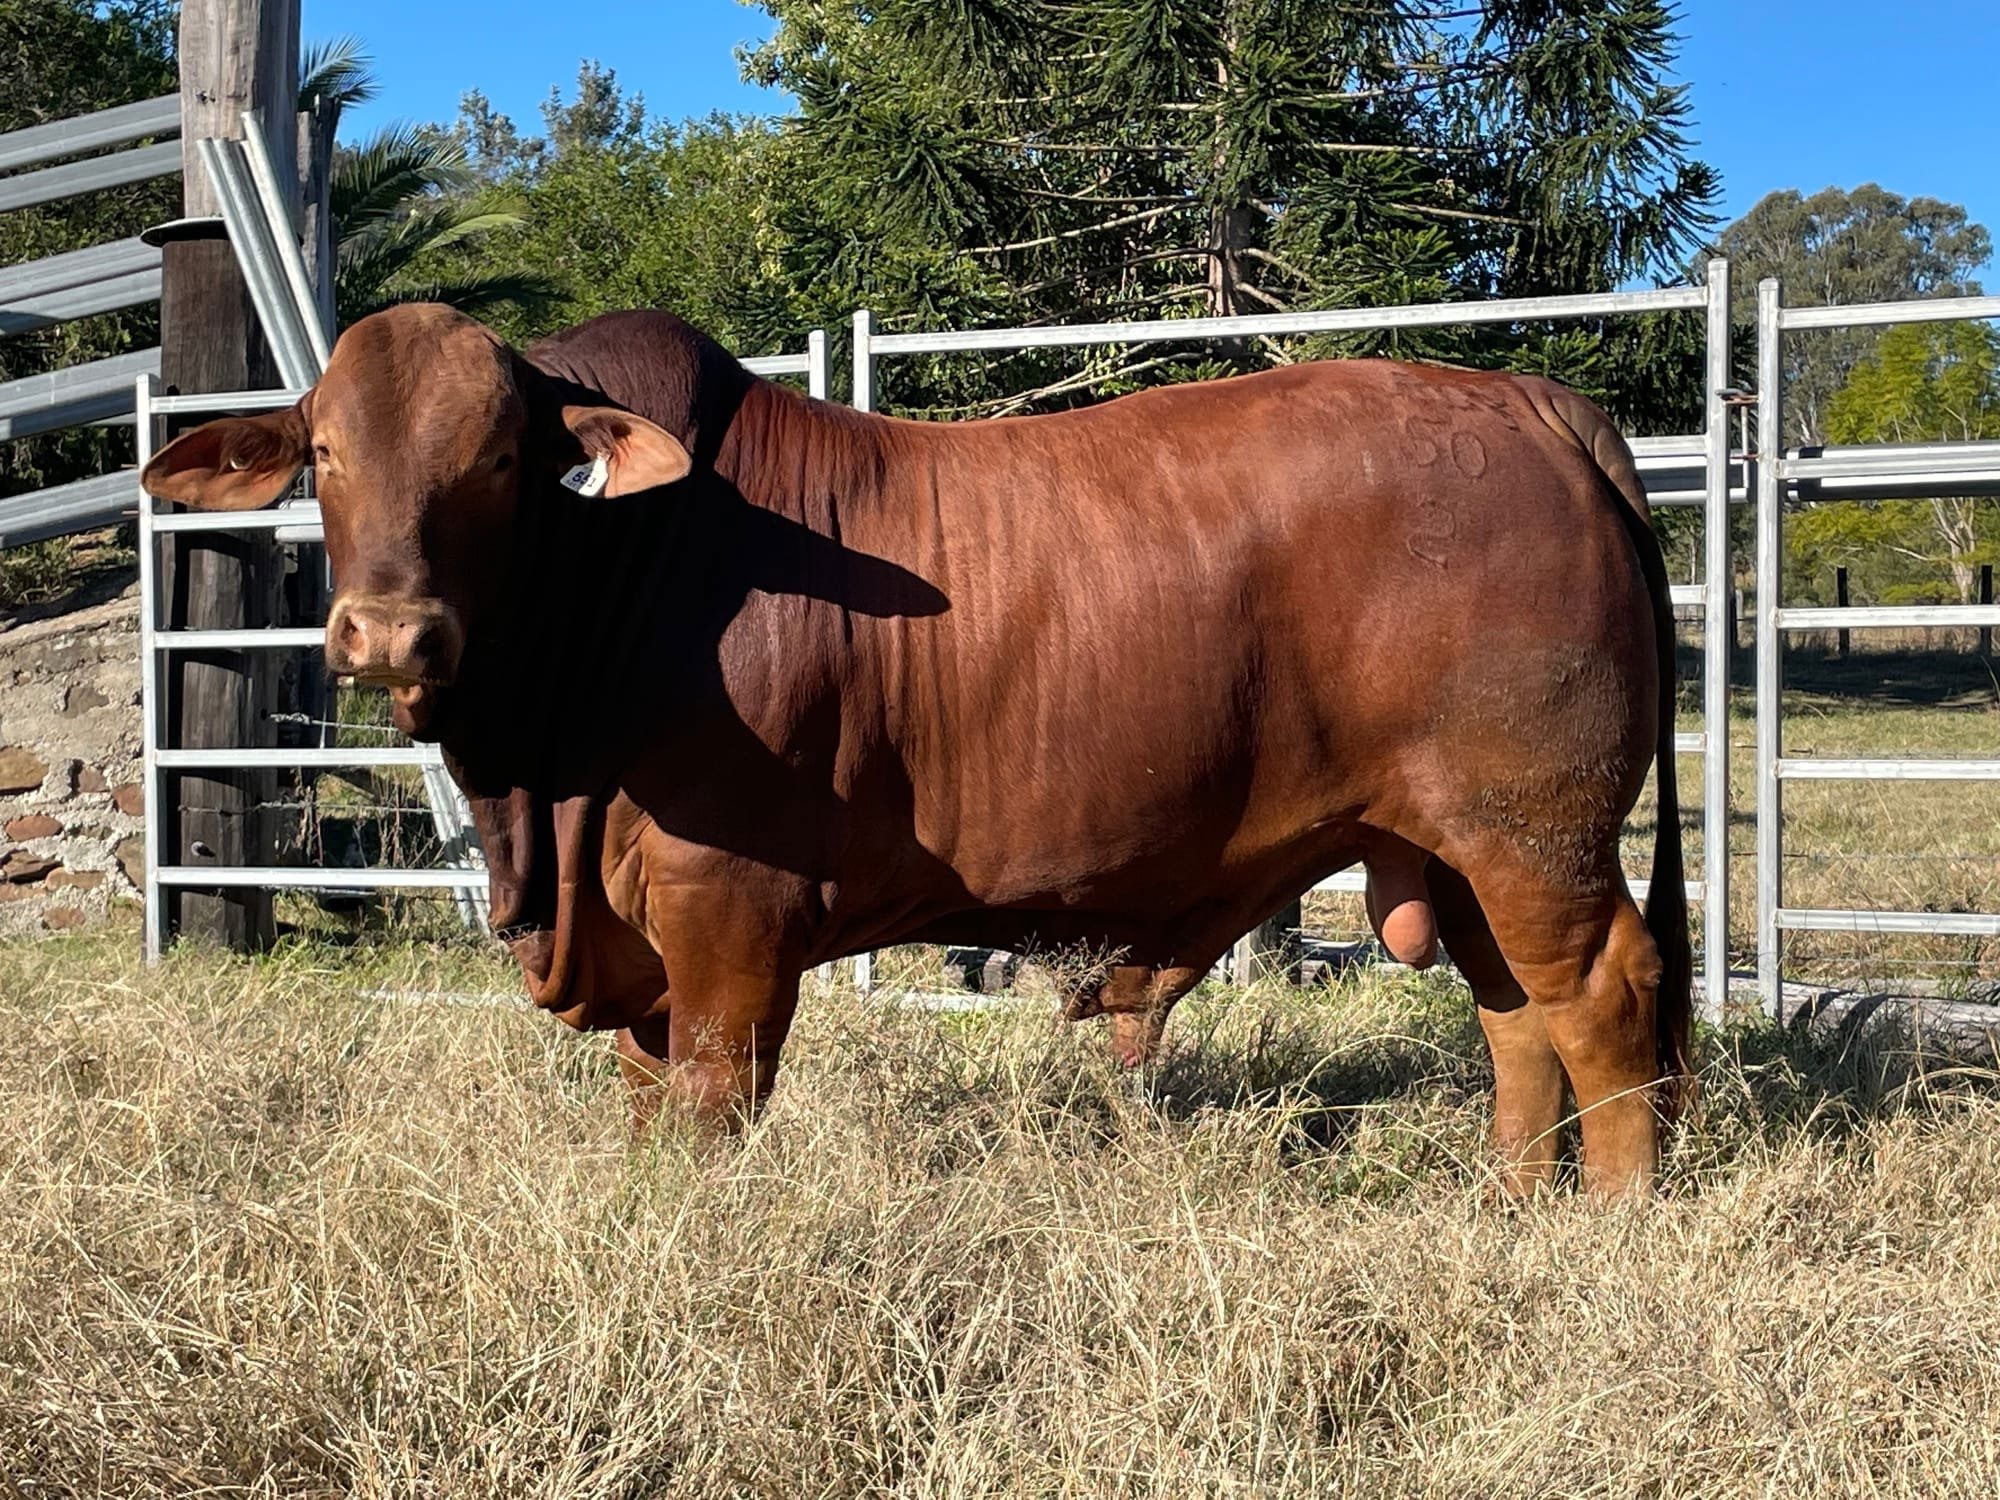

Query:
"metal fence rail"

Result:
[[743, 330, 830, 399], [0, 347, 160, 439], [0, 95, 182, 550], [0, 236, 160, 312], [0, 139, 180, 214], [0, 469, 139, 548], [0, 94, 180, 173], [853, 269, 1738, 1010], [1753, 279, 2000, 1010]]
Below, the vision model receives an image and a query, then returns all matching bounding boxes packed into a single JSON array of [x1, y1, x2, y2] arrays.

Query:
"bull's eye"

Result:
[[493, 452, 514, 473], [313, 443, 331, 464]]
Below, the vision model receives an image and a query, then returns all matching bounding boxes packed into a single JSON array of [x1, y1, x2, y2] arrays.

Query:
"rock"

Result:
[[42, 907, 84, 931], [47, 868, 104, 891], [59, 684, 108, 718], [76, 766, 107, 794], [114, 835, 145, 889], [3, 814, 60, 840], [0, 747, 47, 795], [3, 853, 59, 884], [111, 783, 144, 816]]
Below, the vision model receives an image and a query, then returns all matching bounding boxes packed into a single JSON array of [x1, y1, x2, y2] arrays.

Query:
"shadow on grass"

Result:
[[1070, 967, 2000, 1186], [1129, 976, 1490, 1160], [1775, 646, 1999, 709]]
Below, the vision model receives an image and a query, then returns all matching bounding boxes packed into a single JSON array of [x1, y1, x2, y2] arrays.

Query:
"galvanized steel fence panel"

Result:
[[0, 95, 181, 548], [1752, 280, 2000, 1012]]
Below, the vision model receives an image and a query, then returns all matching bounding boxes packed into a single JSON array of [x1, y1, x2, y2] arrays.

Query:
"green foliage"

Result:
[[298, 35, 378, 119], [1787, 322, 2000, 606], [742, 0, 1719, 423], [1713, 185, 1991, 444], [0, 0, 177, 504], [421, 74, 799, 358], [327, 126, 554, 325], [294, 43, 553, 328]]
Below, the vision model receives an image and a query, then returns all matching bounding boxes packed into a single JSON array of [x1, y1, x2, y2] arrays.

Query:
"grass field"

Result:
[[6, 926, 2000, 1497]]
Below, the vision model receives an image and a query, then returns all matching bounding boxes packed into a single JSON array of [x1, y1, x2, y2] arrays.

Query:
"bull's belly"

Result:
[[859, 811, 1369, 964]]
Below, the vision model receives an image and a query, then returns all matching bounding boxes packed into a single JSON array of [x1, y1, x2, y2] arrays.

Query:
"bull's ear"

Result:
[[557, 404, 692, 497], [140, 404, 311, 511]]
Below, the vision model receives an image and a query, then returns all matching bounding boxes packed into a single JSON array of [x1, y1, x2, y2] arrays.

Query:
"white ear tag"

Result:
[[560, 454, 609, 497]]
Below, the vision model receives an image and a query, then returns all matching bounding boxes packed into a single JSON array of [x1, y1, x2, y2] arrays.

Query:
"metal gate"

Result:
[[1752, 280, 2000, 1013]]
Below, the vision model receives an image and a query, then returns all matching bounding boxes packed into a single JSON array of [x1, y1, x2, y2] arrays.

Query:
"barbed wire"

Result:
[[267, 710, 407, 738]]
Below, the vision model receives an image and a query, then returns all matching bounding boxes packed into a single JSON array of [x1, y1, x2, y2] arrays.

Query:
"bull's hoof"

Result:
[[1106, 1009, 1164, 1068]]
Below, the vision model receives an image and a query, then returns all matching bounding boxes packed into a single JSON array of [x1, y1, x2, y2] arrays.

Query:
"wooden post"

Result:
[[1981, 564, 1993, 659], [160, 0, 299, 949], [280, 92, 336, 777], [1232, 899, 1303, 986], [296, 92, 336, 337], [1835, 566, 1850, 658]]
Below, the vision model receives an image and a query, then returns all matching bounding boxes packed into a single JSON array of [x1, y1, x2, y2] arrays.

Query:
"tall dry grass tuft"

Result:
[[4, 927, 2000, 1496]]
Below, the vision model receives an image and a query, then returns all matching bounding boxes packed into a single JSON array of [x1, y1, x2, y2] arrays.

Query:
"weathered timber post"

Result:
[[296, 91, 336, 337], [279, 91, 336, 775], [1835, 566, 1850, 658], [160, 0, 299, 948], [1232, 899, 1303, 986], [1981, 564, 1993, 659]]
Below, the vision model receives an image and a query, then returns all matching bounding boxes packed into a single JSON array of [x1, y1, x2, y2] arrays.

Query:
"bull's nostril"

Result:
[[329, 598, 457, 683], [332, 611, 369, 663]]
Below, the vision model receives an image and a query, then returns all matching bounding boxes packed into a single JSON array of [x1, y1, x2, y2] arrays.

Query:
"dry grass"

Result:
[[6, 927, 2000, 1496]]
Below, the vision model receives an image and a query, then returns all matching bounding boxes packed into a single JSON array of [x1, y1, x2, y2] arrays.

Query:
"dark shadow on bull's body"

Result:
[[435, 457, 981, 986]]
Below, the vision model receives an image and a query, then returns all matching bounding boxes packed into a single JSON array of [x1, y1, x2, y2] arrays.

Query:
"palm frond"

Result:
[[334, 195, 531, 324], [331, 126, 479, 232], [299, 36, 377, 117]]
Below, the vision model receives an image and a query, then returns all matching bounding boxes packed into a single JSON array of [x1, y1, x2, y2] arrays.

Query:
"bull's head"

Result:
[[139, 304, 693, 736]]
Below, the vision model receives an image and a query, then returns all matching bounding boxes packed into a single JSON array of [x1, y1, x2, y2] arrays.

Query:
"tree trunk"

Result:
[[1205, 200, 1258, 319]]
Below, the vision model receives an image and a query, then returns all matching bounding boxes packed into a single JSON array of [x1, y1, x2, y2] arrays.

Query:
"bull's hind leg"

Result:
[[1457, 852, 1667, 1197], [1426, 861, 1566, 1197]]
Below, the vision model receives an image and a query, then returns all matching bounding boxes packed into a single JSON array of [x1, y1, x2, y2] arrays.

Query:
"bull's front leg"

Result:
[[614, 960, 803, 1137]]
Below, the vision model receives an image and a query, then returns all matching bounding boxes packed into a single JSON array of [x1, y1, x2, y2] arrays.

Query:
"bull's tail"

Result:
[[1527, 381, 1694, 1120]]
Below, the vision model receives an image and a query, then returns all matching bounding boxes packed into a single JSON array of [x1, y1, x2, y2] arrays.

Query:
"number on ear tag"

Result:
[[560, 454, 610, 496]]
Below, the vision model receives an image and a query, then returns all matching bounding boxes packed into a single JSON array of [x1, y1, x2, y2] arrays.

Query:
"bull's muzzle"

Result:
[[325, 593, 464, 690]]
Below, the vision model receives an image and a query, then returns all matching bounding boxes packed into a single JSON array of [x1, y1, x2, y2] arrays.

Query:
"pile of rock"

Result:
[[0, 588, 146, 935]]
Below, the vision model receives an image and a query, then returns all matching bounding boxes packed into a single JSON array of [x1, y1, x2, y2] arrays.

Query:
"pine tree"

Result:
[[747, 0, 1718, 420]]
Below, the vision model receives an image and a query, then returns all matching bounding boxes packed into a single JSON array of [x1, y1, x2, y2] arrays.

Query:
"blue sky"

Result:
[[308, 0, 2000, 267]]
